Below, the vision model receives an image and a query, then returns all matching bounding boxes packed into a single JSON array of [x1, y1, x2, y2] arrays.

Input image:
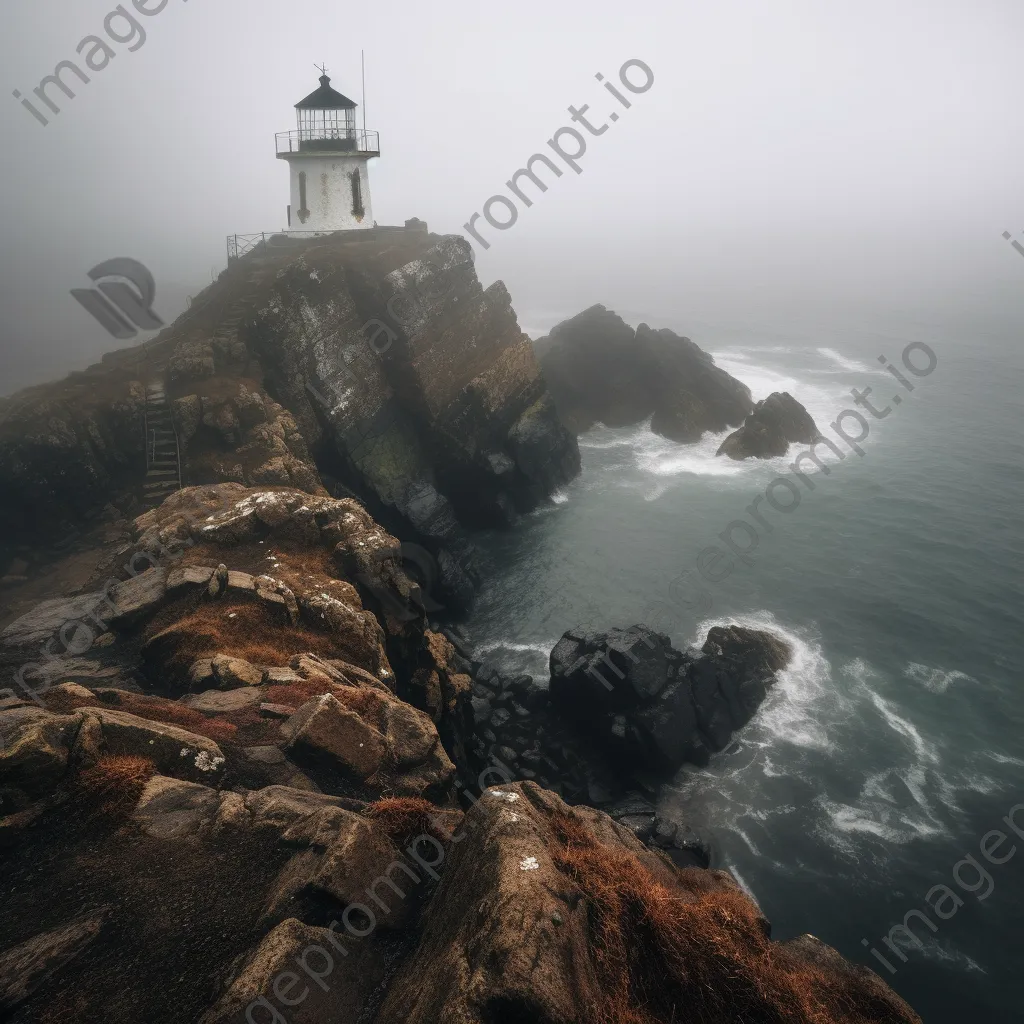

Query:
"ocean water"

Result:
[[464, 313, 1024, 1022]]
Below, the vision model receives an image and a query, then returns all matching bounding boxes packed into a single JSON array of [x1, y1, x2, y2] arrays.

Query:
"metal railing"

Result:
[[275, 129, 380, 157], [226, 233, 270, 262], [226, 230, 364, 263]]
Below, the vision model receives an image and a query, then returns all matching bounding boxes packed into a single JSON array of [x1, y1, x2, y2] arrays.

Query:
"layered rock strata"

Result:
[[0, 229, 580, 600]]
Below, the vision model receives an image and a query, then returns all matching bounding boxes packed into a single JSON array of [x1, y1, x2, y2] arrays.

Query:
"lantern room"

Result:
[[295, 73, 358, 150]]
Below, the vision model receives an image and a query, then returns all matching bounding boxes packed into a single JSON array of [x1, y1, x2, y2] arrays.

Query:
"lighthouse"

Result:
[[276, 67, 379, 233]]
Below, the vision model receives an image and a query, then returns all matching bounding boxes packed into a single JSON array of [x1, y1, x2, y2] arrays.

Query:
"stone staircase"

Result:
[[143, 379, 181, 508]]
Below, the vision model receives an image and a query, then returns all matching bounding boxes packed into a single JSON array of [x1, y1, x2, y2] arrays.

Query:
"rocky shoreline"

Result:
[[0, 484, 920, 1022], [0, 233, 919, 1022]]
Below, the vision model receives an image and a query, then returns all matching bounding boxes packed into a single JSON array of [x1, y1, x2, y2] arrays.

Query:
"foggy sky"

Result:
[[2, 0, 1024, 395]]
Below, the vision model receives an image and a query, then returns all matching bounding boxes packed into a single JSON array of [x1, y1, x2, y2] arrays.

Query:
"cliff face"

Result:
[[0, 228, 580, 598], [535, 304, 753, 441], [0, 372, 147, 546], [0, 484, 920, 1024], [243, 232, 579, 590]]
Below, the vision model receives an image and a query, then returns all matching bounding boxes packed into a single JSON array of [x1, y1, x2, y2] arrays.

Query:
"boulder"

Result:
[[717, 391, 821, 459], [284, 694, 388, 784], [0, 593, 114, 654], [0, 909, 108, 1012], [0, 709, 81, 807], [182, 687, 263, 715], [132, 775, 223, 839], [106, 567, 169, 628], [242, 785, 350, 832], [548, 623, 792, 776], [198, 917, 389, 1024], [82, 708, 226, 783], [170, 394, 202, 447], [167, 564, 215, 591], [211, 654, 263, 690], [377, 782, 921, 1024], [283, 688, 455, 798], [262, 808, 415, 929]]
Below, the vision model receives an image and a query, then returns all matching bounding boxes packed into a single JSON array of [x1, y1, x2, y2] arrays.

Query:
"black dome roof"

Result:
[[295, 75, 357, 110]]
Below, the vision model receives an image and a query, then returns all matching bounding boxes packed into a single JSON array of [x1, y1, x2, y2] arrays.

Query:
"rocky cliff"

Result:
[[0, 484, 920, 1023], [0, 227, 580, 603]]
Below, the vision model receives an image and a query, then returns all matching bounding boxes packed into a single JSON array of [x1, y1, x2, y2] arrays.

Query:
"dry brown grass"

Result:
[[145, 597, 340, 671], [366, 797, 454, 848], [116, 695, 241, 744], [549, 812, 915, 1024], [263, 679, 334, 708], [332, 686, 389, 733], [77, 756, 156, 818]]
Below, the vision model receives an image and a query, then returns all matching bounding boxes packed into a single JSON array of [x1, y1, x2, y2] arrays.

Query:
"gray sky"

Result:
[[2, 0, 1024, 393]]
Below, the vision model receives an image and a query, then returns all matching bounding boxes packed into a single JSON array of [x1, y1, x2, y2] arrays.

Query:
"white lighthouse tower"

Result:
[[276, 67, 379, 233]]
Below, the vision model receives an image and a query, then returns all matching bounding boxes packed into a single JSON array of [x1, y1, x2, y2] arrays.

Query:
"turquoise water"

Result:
[[464, 315, 1024, 1021]]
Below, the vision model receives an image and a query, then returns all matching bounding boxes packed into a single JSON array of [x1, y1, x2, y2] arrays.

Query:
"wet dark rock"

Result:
[[534, 305, 752, 441], [548, 623, 792, 777], [717, 391, 821, 460], [617, 814, 657, 842]]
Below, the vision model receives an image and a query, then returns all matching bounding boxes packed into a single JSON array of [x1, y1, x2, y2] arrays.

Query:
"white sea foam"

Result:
[[709, 352, 805, 400], [692, 611, 844, 753], [581, 421, 751, 481], [904, 662, 977, 693], [707, 352, 847, 436], [637, 432, 747, 480], [666, 615, 965, 865], [816, 347, 881, 375], [713, 344, 796, 356], [726, 863, 761, 904], [867, 690, 938, 765], [917, 942, 987, 974], [812, 791, 948, 858], [476, 640, 554, 658], [662, 613, 847, 848], [575, 339, 860, 486]]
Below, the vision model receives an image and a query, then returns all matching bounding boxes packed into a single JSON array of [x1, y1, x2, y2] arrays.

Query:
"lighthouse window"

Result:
[[350, 171, 364, 219], [297, 172, 309, 224]]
